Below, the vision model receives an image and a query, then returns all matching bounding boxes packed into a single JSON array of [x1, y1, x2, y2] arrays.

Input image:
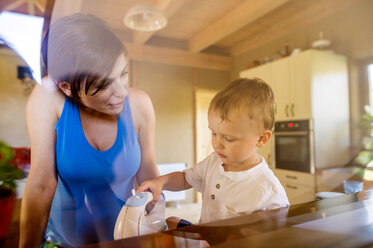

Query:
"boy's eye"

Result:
[[225, 136, 235, 142], [121, 71, 128, 78]]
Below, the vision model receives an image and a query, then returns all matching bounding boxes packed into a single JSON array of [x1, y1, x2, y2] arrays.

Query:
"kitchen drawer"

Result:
[[283, 181, 315, 205], [274, 169, 315, 187]]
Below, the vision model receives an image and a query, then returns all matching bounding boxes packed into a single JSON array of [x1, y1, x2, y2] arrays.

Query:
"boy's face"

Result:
[[208, 109, 269, 171]]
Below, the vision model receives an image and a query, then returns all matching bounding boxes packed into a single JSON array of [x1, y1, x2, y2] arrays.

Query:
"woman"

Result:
[[19, 14, 159, 247]]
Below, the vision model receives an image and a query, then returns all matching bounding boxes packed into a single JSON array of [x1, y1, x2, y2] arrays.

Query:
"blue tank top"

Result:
[[45, 95, 141, 247]]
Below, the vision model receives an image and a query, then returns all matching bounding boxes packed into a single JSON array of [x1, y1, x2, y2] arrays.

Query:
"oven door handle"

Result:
[[274, 131, 309, 136]]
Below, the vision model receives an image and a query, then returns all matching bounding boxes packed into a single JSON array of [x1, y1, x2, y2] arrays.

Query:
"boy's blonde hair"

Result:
[[208, 78, 275, 130]]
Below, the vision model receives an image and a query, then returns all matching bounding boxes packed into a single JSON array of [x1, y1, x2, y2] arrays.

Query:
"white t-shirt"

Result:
[[184, 152, 289, 223]]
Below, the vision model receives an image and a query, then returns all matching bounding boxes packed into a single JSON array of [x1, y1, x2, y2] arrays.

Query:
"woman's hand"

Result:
[[137, 177, 165, 203]]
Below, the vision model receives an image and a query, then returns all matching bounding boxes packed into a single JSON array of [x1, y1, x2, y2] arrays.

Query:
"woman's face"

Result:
[[78, 53, 129, 116]]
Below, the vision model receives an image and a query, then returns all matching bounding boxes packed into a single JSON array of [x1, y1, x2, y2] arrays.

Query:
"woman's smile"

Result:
[[108, 100, 124, 108]]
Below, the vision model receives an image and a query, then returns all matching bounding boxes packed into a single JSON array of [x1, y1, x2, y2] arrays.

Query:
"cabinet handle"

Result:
[[286, 175, 297, 180], [290, 103, 295, 117], [285, 104, 289, 117], [286, 184, 298, 190]]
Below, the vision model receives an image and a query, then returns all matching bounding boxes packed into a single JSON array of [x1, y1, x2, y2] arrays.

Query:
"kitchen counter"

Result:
[[80, 189, 373, 248], [317, 165, 373, 193], [4, 186, 373, 247]]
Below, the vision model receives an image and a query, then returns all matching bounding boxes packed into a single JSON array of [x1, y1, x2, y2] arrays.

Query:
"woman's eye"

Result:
[[225, 137, 235, 142], [211, 132, 216, 136], [90, 81, 111, 95], [96, 82, 110, 90], [95, 84, 106, 89]]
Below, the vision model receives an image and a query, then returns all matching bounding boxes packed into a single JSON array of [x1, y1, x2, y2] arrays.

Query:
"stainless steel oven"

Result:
[[274, 119, 315, 174]]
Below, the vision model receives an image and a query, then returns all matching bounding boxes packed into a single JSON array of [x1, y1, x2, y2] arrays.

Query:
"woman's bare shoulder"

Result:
[[128, 87, 151, 102], [127, 88, 154, 129], [128, 88, 153, 110], [28, 78, 65, 119]]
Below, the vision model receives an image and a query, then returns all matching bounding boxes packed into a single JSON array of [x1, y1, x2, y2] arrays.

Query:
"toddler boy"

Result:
[[138, 78, 289, 225]]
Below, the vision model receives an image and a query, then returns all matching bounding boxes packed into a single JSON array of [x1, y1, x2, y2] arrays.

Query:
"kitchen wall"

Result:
[[232, 0, 373, 149], [131, 60, 229, 166], [198, 68, 230, 90], [131, 61, 194, 166], [0, 47, 33, 147], [131, 60, 229, 202]]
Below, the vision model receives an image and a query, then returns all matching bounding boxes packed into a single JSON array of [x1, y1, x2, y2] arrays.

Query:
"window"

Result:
[[366, 64, 373, 179], [0, 11, 44, 84]]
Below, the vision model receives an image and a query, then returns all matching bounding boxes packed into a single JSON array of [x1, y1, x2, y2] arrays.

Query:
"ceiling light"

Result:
[[124, 3, 167, 32]]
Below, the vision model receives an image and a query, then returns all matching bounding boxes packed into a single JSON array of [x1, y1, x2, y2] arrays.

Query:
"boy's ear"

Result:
[[56, 81, 72, 97], [257, 130, 272, 148]]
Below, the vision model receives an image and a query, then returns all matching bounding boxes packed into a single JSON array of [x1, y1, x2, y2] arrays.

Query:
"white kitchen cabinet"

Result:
[[243, 50, 345, 122], [271, 58, 290, 120], [271, 51, 313, 121], [274, 169, 316, 205], [289, 51, 312, 120], [282, 182, 316, 205], [240, 50, 349, 204]]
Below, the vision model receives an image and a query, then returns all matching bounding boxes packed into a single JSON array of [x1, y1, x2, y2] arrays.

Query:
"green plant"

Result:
[[0, 141, 24, 191], [360, 105, 373, 147], [353, 105, 373, 167]]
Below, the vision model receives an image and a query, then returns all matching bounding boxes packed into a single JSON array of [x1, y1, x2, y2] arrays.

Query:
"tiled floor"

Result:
[[166, 202, 201, 224]]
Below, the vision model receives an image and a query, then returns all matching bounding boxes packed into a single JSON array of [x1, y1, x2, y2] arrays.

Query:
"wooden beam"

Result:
[[123, 42, 232, 71], [230, 0, 359, 56], [188, 0, 291, 53], [1, 0, 45, 16], [132, 0, 186, 44]]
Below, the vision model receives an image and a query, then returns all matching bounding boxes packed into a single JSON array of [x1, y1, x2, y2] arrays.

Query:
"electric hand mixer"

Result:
[[114, 190, 167, 239]]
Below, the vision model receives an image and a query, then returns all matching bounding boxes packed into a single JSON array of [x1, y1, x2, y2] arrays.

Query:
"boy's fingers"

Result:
[[152, 192, 161, 202], [136, 184, 149, 193]]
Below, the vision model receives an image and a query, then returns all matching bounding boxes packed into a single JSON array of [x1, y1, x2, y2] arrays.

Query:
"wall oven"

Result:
[[274, 119, 315, 174]]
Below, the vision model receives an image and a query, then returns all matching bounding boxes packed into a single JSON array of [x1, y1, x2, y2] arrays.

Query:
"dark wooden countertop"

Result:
[[78, 189, 373, 248], [4, 189, 373, 247]]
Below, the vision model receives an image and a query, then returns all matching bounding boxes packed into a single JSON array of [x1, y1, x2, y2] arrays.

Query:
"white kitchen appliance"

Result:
[[113, 191, 167, 240]]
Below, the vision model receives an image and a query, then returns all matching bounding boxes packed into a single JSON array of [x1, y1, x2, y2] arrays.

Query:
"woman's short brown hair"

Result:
[[41, 14, 127, 102], [208, 78, 276, 130]]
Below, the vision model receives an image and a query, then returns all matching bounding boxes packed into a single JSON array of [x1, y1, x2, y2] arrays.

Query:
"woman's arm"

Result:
[[128, 88, 159, 185], [19, 84, 61, 248]]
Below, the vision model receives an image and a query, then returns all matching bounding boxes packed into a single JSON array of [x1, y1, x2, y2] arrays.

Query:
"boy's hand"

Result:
[[137, 177, 164, 203]]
